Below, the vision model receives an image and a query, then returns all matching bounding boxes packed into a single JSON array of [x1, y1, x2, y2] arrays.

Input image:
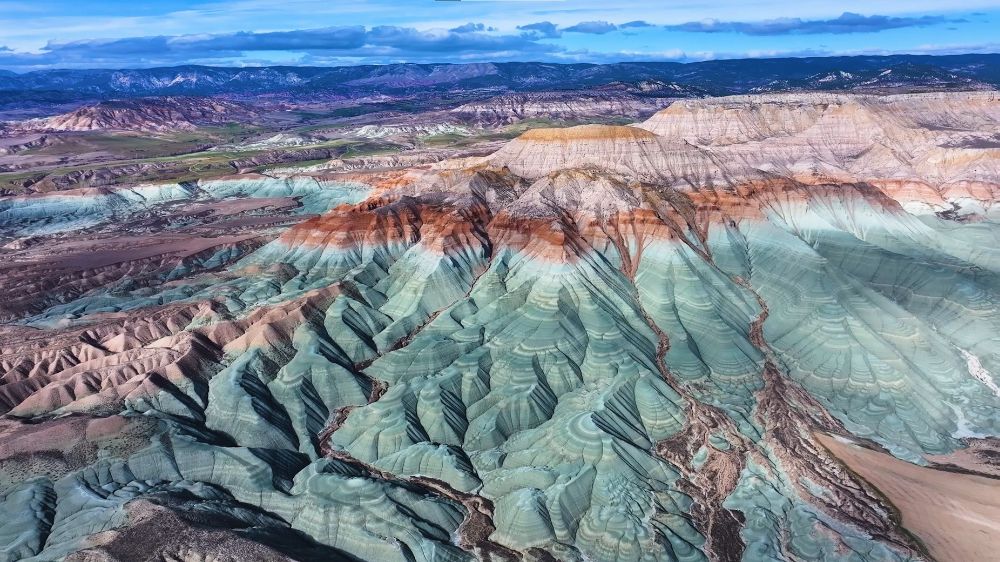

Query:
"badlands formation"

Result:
[[1, 91, 999, 561]]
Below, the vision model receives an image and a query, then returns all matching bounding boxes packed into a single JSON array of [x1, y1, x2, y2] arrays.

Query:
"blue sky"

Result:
[[0, 1, 998, 70]]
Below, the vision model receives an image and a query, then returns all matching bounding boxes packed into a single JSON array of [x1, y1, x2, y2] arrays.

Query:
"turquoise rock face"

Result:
[[2, 94, 1000, 562], [0, 183, 200, 236], [0, 176, 369, 238]]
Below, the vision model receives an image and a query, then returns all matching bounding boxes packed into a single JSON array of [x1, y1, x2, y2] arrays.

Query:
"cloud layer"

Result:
[[0, 9, 988, 70], [517, 21, 561, 39], [0, 25, 562, 68], [563, 21, 619, 34], [667, 12, 962, 35], [519, 20, 654, 38]]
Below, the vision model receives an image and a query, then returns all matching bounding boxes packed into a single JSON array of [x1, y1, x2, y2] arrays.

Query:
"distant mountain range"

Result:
[[1, 54, 997, 105]]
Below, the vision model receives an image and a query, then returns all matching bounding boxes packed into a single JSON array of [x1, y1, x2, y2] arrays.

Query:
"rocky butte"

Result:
[[0, 91, 999, 562]]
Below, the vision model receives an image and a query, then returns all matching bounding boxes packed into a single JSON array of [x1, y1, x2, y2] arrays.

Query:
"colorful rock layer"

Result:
[[1, 92, 999, 562]]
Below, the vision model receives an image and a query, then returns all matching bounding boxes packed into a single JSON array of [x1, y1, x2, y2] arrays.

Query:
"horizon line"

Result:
[[3, 51, 999, 74]]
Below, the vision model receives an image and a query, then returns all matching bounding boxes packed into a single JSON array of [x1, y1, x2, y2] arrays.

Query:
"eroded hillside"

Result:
[[1, 92, 999, 562]]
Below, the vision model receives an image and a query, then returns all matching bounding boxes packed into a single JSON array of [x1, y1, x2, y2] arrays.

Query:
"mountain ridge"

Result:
[[2, 54, 997, 100], [10, 97, 257, 133]]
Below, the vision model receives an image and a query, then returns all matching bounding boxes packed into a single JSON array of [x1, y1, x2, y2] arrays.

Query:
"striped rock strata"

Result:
[[1, 92, 999, 562]]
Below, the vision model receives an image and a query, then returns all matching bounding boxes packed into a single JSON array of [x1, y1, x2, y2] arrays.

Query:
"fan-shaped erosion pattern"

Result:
[[1, 92, 999, 561]]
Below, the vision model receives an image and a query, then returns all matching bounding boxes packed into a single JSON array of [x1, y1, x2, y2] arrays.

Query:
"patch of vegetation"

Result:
[[421, 133, 468, 147], [326, 106, 380, 118], [339, 141, 401, 158], [27, 132, 208, 160], [198, 122, 268, 144]]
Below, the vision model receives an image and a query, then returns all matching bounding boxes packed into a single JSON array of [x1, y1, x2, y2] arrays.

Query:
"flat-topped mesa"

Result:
[[639, 91, 1000, 148], [486, 125, 657, 180], [638, 95, 846, 146], [474, 92, 999, 206], [516, 124, 657, 142], [487, 124, 749, 188], [631, 91, 1000, 214]]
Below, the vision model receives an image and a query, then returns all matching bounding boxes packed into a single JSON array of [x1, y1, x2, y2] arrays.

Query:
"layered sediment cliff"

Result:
[[1, 92, 999, 562]]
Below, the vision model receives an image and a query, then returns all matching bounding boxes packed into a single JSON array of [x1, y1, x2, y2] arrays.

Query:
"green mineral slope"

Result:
[[1, 92, 999, 562]]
